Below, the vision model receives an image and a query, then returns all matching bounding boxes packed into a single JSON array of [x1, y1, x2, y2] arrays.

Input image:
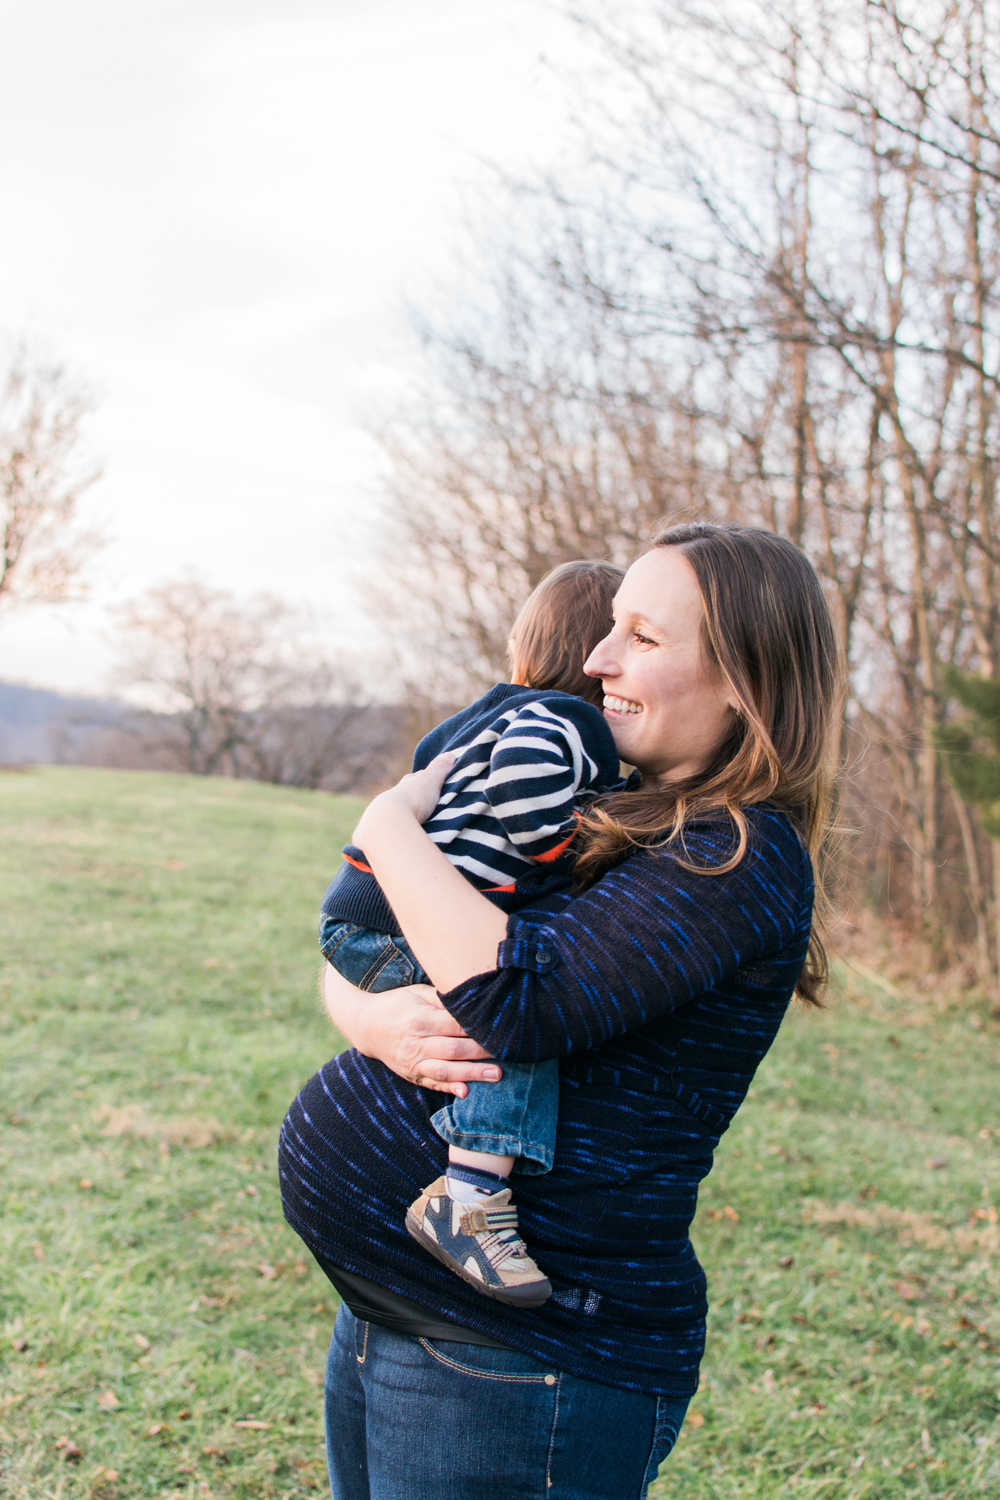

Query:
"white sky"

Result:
[[0, 0, 582, 693]]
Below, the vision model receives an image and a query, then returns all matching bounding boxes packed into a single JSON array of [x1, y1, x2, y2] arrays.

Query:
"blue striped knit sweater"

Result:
[[322, 683, 622, 935], [280, 806, 813, 1397]]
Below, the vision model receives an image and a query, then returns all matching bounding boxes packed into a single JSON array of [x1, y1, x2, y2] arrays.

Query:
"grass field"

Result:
[[1, 767, 998, 1500]]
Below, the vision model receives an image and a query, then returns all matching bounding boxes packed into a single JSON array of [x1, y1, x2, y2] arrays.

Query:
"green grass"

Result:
[[1, 767, 997, 1499], [1, 768, 359, 1499]]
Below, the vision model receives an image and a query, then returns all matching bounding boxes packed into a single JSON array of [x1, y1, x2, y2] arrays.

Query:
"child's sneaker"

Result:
[[405, 1176, 552, 1307]]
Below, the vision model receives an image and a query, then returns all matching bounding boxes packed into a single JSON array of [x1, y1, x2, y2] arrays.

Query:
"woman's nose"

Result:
[[585, 636, 620, 679]]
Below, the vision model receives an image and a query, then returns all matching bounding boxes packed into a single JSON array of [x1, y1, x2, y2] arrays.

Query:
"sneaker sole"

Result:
[[405, 1209, 553, 1308]]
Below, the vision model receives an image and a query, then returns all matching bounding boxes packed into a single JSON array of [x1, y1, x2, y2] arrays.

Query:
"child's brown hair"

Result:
[[507, 560, 624, 709]]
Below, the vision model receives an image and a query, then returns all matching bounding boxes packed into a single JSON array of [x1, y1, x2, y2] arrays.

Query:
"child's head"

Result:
[[508, 560, 625, 709]]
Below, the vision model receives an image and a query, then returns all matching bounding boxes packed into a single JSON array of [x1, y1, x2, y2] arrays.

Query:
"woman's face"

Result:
[[584, 547, 737, 784]]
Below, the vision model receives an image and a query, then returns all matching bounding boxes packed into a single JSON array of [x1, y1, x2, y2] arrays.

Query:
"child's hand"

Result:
[[356, 753, 457, 839]]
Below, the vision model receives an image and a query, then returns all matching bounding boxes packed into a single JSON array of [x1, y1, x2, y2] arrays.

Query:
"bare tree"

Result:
[[113, 580, 389, 789], [371, 258, 724, 702], [0, 348, 103, 619], [373, 0, 1000, 989]]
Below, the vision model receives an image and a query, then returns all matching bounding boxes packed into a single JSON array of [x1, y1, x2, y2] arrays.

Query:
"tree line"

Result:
[[372, 0, 1000, 999]]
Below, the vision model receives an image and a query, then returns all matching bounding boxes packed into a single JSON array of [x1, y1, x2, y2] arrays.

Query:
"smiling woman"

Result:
[[577, 523, 841, 1005], [279, 521, 843, 1500], [590, 545, 737, 782]]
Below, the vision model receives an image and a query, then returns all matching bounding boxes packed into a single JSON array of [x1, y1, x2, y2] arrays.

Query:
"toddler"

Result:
[[319, 560, 623, 1307]]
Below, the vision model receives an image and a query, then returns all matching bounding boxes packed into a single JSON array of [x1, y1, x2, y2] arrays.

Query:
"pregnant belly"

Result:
[[279, 1050, 711, 1326]]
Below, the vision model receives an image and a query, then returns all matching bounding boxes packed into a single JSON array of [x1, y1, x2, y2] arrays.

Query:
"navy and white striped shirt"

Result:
[[322, 683, 621, 935], [281, 807, 814, 1397]]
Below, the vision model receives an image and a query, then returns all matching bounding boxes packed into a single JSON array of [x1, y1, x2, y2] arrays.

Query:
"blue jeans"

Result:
[[321, 919, 558, 1173], [325, 1304, 689, 1499]]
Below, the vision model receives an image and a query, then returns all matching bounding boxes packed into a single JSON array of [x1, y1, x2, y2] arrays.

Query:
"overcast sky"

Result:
[[0, 0, 582, 692]]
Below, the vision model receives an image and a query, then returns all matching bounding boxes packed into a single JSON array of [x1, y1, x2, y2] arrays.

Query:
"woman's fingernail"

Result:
[[484, 1068, 501, 1080]]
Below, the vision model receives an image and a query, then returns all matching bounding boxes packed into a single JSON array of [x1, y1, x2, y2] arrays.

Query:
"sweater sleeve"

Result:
[[438, 811, 813, 1063], [481, 699, 613, 862]]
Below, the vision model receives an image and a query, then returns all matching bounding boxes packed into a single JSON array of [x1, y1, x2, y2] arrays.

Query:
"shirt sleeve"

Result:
[[438, 813, 813, 1062], [482, 702, 599, 863]]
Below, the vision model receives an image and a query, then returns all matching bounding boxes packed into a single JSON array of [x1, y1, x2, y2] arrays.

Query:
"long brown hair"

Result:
[[508, 560, 624, 709], [575, 522, 842, 1004]]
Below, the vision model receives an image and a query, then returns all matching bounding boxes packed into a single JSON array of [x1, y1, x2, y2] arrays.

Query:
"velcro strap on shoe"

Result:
[[459, 1207, 519, 1235]]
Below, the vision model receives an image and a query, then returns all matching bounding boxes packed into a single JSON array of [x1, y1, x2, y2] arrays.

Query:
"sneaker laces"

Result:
[[459, 1206, 529, 1269]]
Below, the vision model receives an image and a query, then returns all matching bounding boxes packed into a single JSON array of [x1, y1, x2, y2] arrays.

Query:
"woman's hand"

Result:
[[353, 753, 457, 844], [322, 962, 501, 1097]]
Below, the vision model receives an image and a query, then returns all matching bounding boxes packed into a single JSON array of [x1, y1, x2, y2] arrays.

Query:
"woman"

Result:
[[280, 522, 840, 1500]]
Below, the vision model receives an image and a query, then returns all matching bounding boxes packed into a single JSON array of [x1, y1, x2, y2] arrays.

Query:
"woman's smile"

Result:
[[603, 693, 643, 716]]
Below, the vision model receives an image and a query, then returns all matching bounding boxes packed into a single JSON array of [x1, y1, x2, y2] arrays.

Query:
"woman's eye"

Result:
[[633, 631, 654, 646]]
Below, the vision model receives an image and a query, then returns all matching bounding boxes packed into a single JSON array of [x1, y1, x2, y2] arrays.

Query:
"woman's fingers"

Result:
[[403, 1029, 490, 1063], [431, 1034, 492, 1062], [412, 1077, 469, 1097], [411, 1005, 469, 1038], [410, 1058, 503, 1091], [390, 754, 459, 825]]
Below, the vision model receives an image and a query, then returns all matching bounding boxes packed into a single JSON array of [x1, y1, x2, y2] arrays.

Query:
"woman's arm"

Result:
[[321, 962, 502, 1097], [351, 755, 509, 992], [440, 811, 813, 1063]]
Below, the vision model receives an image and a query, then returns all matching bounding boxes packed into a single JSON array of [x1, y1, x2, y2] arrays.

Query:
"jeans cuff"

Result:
[[429, 1113, 554, 1174]]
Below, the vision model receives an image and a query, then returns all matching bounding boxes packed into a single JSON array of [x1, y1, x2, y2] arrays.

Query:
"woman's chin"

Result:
[[605, 712, 641, 758]]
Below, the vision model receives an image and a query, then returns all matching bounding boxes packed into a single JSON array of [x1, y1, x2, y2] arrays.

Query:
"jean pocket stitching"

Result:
[[324, 924, 356, 957], [361, 945, 411, 989], [640, 1396, 685, 1495], [356, 1320, 369, 1366], [417, 1339, 552, 1384], [359, 949, 395, 988]]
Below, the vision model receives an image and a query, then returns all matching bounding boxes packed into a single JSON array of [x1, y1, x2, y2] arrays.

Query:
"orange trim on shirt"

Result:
[[343, 853, 375, 875], [483, 882, 518, 893], [530, 810, 581, 864]]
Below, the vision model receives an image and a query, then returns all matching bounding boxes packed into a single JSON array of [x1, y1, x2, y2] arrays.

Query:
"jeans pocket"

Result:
[[417, 1340, 559, 1387], [319, 921, 417, 990], [640, 1394, 690, 1495]]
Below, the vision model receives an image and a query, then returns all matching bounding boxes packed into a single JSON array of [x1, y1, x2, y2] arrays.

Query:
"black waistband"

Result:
[[313, 1255, 512, 1349]]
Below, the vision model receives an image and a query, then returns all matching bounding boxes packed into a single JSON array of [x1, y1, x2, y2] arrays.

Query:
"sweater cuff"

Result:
[[496, 933, 560, 974]]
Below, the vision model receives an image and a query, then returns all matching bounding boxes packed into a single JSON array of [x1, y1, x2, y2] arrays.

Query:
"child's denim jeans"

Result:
[[320, 918, 557, 1174]]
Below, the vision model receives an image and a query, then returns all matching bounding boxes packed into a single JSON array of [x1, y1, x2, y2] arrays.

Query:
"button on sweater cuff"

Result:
[[497, 936, 560, 973]]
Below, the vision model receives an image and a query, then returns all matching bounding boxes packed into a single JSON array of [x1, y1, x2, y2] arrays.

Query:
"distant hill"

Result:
[[0, 679, 410, 790], [0, 680, 128, 764]]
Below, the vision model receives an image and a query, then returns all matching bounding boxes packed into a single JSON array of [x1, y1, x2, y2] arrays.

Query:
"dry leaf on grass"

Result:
[[234, 1419, 270, 1429], [95, 1104, 229, 1149], [97, 1390, 120, 1409], [802, 1199, 999, 1256]]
